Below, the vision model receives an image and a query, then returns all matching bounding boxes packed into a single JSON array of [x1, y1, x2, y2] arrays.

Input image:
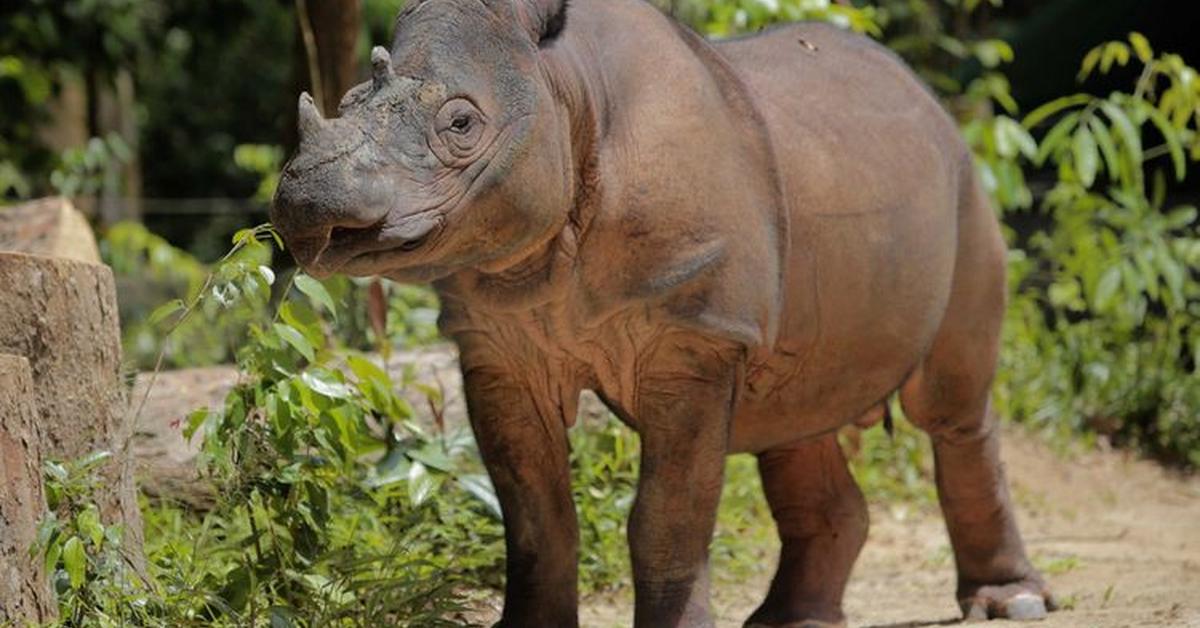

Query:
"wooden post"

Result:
[[0, 354, 56, 624], [0, 197, 102, 264], [0, 252, 144, 570]]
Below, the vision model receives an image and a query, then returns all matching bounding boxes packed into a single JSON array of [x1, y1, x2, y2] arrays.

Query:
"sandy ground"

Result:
[[476, 426, 1200, 628]]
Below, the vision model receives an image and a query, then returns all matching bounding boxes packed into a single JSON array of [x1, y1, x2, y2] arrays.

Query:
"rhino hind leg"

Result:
[[899, 180, 1054, 621], [901, 385, 1054, 621], [744, 434, 867, 628]]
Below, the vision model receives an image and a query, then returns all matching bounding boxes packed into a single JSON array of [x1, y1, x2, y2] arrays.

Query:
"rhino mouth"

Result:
[[310, 208, 445, 278]]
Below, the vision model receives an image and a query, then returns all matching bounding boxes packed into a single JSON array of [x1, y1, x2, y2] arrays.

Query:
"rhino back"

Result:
[[716, 23, 975, 444]]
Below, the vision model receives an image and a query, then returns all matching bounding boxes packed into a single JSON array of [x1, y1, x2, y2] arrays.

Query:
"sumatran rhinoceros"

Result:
[[270, 0, 1055, 625]]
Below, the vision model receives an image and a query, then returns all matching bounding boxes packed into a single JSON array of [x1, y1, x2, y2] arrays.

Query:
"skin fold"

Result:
[[269, 0, 1054, 626]]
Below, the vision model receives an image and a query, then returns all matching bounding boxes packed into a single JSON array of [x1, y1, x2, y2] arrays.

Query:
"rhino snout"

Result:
[[270, 172, 370, 270], [271, 93, 408, 273], [271, 174, 442, 276]]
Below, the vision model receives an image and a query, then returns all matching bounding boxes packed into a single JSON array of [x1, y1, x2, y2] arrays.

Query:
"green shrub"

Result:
[[47, 227, 505, 626], [103, 222, 441, 370], [103, 221, 272, 369], [995, 34, 1200, 467], [35, 453, 146, 626]]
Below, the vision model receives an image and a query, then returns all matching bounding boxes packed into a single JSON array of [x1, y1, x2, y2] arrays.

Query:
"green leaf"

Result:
[[1100, 42, 1130, 73], [269, 607, 296, 628], [408, 444, 455, 472], [1143, 104, 1187, 181], [458, 474, 502, 519], [996, 117, 1038, 159], [73, 451, 112, 474], [294, 274, 338, 320], [1047, 280, 1082, 310], [232, 228, 256, 247], [407, 461, 437, 507], [75, 506, 104, 548], [278, 301, 324, 348], [300, 369, 354, 399], [44, 461, 68, 482], [1078, 47, 1102, 81], [1093, 265, 1121, 311], [274, 322, 315, 362], [257, 265, 276, 286], [147, 299, 185, 326], [34, 516, 57, 558], [1155, 245, 1186, 306], [369, 446, 412, 488], [1087, 117, 1121, 181], [1035, 112, 1080, 165], [62, 537, 86, 589], [1072, 128, 1099, 187], [973, 40, 1013, 68], [1022, 94, 1091, 130], [184, 408, 211, 441], [1098, 100, 1143, 163], [1129, 32, 1153, 63], [106, 134, 132, 162], [939, 33, 972, 58], [1165, 205, 1197, 229], [1151, 168, 1167, 209], [1120, 259, 1144, 304], [347, 355, 390, 391], [43, 539, 61, 580], [1134, 249, 1160, 300]]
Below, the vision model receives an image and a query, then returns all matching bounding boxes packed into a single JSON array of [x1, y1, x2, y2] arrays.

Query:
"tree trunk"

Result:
[[288, 0, 363, 152], [0, 354, 56, 624], [95, 69, 143, 225], [0, 252, 144, 570], [303, 0, 363, 115]]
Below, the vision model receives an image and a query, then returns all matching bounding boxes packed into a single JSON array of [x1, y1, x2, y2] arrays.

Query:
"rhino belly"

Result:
[[730, 182, 959, 453]]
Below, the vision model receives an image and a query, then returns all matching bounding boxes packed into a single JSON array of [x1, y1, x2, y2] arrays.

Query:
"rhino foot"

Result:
[[958, 579, 1056, 621]]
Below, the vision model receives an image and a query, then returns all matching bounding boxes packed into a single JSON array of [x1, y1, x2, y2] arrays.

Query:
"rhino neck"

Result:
[[433, 27, 609, 313], [539, 21, 611, 248]]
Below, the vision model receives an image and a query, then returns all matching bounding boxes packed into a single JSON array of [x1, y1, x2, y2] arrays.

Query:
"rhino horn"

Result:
[[371, 46, 393, 86], [297, 91, 324, 139]]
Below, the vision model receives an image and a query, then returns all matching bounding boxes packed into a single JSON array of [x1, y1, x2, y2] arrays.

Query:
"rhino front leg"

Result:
[[622, 335, 743, 628], [460, 354, 579, 628]]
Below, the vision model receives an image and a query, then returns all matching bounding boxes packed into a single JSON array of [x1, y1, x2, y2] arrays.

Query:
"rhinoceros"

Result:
[[270, 0, 1054, 625]]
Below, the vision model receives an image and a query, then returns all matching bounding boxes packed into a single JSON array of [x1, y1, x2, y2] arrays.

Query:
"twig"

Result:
[[130, 238, 252, 431]]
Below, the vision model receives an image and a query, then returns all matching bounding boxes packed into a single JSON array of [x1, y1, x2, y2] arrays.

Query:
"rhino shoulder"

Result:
[[573, 212, 784, 351]]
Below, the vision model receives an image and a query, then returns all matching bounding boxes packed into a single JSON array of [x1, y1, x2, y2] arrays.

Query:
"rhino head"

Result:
[[271, 0, 571, 282]]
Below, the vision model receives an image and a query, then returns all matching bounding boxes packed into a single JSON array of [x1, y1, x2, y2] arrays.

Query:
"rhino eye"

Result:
[[433, 98, 486, 164], [450, 114, 472, 133]]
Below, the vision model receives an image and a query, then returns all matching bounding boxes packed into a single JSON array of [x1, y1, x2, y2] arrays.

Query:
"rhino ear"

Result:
[[515, 0, 568, 45]]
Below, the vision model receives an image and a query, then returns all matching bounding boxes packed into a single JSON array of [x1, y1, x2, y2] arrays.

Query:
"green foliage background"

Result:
[[2, 0, 1199, 625]]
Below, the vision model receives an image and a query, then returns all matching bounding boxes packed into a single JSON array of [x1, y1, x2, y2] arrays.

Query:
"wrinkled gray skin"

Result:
[[271, 0, 1054, 626]]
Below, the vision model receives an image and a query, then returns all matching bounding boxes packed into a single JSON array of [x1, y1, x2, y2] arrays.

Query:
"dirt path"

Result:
[[135, 364, 1198, 626], [565, 426, 1200, 627]]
